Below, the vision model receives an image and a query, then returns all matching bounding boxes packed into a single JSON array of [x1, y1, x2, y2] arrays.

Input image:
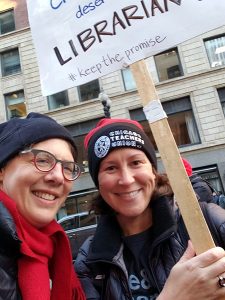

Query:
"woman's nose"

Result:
[[118, 167, 134, 185], [44, 162, 65, 184]]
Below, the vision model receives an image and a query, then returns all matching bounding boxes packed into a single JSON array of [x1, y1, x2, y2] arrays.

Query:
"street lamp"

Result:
[[99, 91, 111, 118]]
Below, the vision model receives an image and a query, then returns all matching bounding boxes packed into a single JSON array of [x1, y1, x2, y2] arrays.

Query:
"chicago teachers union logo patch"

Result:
[[94, 136, 111, 158]]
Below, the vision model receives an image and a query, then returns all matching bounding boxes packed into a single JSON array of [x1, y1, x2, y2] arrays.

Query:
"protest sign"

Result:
[[27, 0, 225, 96], [26, 0, 225, 253]]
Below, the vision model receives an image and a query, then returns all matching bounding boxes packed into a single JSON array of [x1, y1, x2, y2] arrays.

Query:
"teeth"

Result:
[[129, 191, 139, 197], [34, 191, 56, 201], [119, 190, 139, 198]]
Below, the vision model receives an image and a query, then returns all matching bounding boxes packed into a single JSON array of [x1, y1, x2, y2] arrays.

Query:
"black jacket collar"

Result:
[[88, 196, 177, 262]]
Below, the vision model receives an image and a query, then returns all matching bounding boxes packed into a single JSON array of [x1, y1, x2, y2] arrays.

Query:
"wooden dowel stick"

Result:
[[130, 60, 215, 254]]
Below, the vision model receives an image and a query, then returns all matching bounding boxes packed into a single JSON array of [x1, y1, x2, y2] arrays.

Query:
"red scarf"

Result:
[[0, 190, 86, 300]]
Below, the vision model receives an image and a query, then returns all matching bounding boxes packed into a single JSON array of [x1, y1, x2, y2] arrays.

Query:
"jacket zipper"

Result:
[[88, 258, 133, 299]]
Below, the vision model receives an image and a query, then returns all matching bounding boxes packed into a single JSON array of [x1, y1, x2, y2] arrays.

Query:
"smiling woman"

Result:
[[0, 113, 85, 300], [75, 117, 225, 300]]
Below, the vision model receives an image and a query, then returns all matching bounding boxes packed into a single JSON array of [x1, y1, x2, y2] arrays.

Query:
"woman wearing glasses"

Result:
[[0, 113, 86, 300]]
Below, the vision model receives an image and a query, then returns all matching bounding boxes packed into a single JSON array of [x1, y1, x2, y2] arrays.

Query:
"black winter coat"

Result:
[[189, 174, 214, 203], [75, 196, 225, 300], [0, 202, 21, 300]]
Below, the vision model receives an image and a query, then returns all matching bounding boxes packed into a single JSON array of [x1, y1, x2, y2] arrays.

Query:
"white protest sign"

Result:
[[27, 0, 225, 96]]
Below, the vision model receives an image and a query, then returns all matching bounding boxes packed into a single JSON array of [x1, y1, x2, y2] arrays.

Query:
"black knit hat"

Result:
[[84, 118, 157, 187], [0, 112, 77, 168]]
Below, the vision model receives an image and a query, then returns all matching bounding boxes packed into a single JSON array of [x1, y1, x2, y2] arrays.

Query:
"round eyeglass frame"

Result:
[[20, 148, 81, 181]]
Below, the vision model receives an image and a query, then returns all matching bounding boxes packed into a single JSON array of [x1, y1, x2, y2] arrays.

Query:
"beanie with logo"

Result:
[[84, 118, 157, 187]]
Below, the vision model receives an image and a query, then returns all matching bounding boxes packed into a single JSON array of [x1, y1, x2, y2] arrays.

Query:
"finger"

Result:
[[178, 240, 196, 263], [178, 240, 224, 266], [197, 247, 225, 268], [204, 256, 225, 279], [184, 246, 225, 269], [218, 275, 225, 287], [214, 276, 225, 299]]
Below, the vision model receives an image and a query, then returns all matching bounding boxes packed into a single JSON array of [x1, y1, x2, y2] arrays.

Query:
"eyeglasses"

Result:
[[20, 148, 81, 181]]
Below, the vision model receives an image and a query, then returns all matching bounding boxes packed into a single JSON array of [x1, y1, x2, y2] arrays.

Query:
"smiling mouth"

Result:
[[33, 191, 56, 201], [116, 190, 140, 198]]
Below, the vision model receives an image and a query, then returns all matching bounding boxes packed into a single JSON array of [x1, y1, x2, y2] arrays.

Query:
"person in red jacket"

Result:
[[182, 158, 214, 203]]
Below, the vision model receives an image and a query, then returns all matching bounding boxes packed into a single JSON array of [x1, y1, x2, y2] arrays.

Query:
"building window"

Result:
[[57, 190, 98, 218], [47, 90, 69, 110], [217, 87, 225, 116], [78, 79, 100, 102], [130, 97, 200, 149], [205, 35, 225, 68], [0, 10, 15, 35], [121, 68, 136, 91], [66, 118, 101, 168], [163, 97, 200, 147], [5, 90, 27, 119], [194, 166, 224, 194], [128, 110, 157, 150], [1, 48, 21, 76], [154, 48, 183, 81]]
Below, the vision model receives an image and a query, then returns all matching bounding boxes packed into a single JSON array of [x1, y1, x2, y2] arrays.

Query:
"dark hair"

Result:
[[90, 169, 173, 215]]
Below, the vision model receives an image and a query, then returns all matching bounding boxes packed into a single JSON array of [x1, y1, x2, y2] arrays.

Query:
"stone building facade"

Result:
[[1, 0, 225, 217]]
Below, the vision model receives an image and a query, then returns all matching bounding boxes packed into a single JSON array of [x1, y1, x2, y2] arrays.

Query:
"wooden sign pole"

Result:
[[130, 60, 215, 254]]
